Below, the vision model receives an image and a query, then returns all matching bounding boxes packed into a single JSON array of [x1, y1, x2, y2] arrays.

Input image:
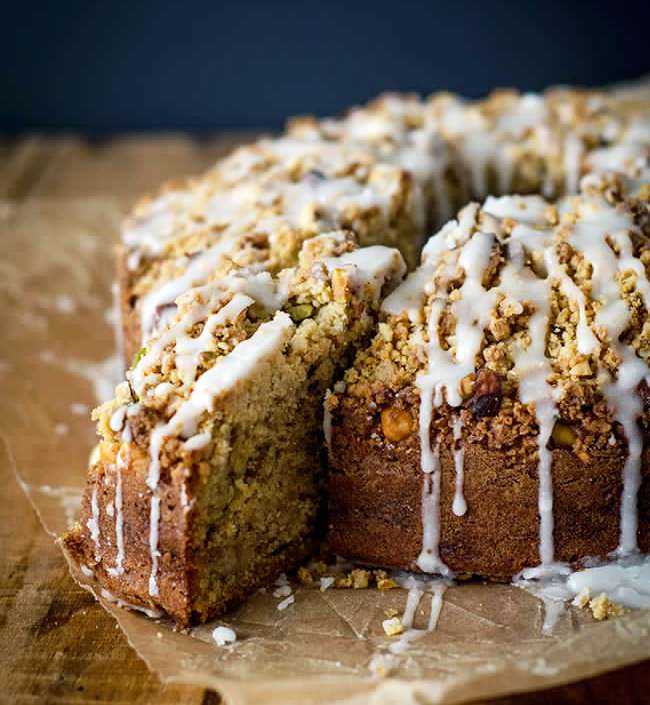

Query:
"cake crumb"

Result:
[[351, 568, 370, 589], [212, 626, 237, 646], [571, 587, 590, 609], [384, 608, 398, 618], [375, 570, 398, 590], [589, 593, 625, 621], [382, 617, 404, 636], [335, 574, 353, 588], [297, 566, 313, 585]]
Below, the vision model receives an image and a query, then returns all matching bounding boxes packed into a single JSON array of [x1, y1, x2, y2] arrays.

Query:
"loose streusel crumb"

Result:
[[571, 587, 591, 609], [382, 617, 405, 636], [588, 593, 625, 621]]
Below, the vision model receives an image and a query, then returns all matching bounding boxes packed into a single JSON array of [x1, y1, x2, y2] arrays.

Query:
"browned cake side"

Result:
[[328, 400, 650, 579], [64, 437, 312, 624]]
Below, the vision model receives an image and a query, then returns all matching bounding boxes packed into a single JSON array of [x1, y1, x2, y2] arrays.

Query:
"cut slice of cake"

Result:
[[327, 173, 650, 580], [64, 233, 405, 624]]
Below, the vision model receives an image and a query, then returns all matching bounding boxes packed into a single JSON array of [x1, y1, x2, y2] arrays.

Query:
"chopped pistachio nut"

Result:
[[552, 422, 576, 448], [351, 568, 370, 589], [288, 303, 314, 322], [377, 577, 398, 590], [132, 347, 147, 367]]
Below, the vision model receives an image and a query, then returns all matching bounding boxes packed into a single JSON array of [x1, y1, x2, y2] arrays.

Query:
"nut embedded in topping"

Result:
[[380, 406, 413, 442], [551, 421, 576, 448], [469, 368, 502, 418]]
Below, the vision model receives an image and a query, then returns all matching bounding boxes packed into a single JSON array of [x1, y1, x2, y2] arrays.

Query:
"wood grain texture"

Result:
[[1, 135, 648, 705]]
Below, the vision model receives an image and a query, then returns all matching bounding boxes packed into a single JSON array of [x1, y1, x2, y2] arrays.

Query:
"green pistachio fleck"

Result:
[[288, 304, 314, 322], [132, 347, 147, 367]]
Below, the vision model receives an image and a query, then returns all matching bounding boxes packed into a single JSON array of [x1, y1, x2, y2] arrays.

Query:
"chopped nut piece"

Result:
[[335, 574, 353, 588], [288, 303, 314, 322], [589, 593, 624, 621], [570, 360, 592, 377], [639, 184, 650, 202], [459, 373, 476, 399], [552, 422, 576, 448], [382, 617, 404, 636], [571, 587, 590, 609], [297, 566, 313, 586], [489, 317, 511, 341], [380, 406, 413, 442], [377, 577, 398, 590], [469, 368, 502, 418], [331, 269, 350, 301], [351, 568, 370, 589], [384, 608, 398, 618]]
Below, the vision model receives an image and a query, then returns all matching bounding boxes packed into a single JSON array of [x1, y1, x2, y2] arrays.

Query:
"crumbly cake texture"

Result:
[[65, 233, 405, 624], [328, 173, 650, 579], [64, 86, 650, 623]]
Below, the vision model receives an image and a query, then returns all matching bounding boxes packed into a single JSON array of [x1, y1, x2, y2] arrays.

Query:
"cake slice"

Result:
[[64, 233, 404, 624], [327, 173, 650, 579]]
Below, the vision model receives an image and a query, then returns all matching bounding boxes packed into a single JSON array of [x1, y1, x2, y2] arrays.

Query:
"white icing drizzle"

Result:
[[417, 444, 447, 574], [483, 194, 549, 224], [86, 483, 101, 562], [148, 494, 161, 597], [500, 237, 560, 568], [107, 459, 125, 577], [568, 198, 645, 555], [139, 238, 237, 340], [323, 246, 406, 303], [385, 179, 650, 579], [183, 432, 212, 451], [564, 133, 584, 194], [174, 292, 255, 387], [516, 555, 650, 633], [388, 574, 449, 654], [109, 405, 127, 432], [146, 312, 294, 491], [415, 205, 494, 572], [451, 416, 467, 517]]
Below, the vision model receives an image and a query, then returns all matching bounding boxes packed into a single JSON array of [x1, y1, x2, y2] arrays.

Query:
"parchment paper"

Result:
[[2, 197, 649, 705]]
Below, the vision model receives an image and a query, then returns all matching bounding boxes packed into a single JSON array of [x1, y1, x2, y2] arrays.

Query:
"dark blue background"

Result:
[[3, 0, 650, 133]]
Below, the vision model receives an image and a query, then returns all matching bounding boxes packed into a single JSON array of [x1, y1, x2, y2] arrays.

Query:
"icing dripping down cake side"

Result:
[[327, 174, 650, 579]]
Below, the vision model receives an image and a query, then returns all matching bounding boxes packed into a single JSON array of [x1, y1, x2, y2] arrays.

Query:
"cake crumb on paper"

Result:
[[571, 587, 590, 609], [589, 593, 625, 621], [382, 617, 404, 636]]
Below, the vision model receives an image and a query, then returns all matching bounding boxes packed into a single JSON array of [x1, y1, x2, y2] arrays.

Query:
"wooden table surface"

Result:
[[1, 134, 649, 705]]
